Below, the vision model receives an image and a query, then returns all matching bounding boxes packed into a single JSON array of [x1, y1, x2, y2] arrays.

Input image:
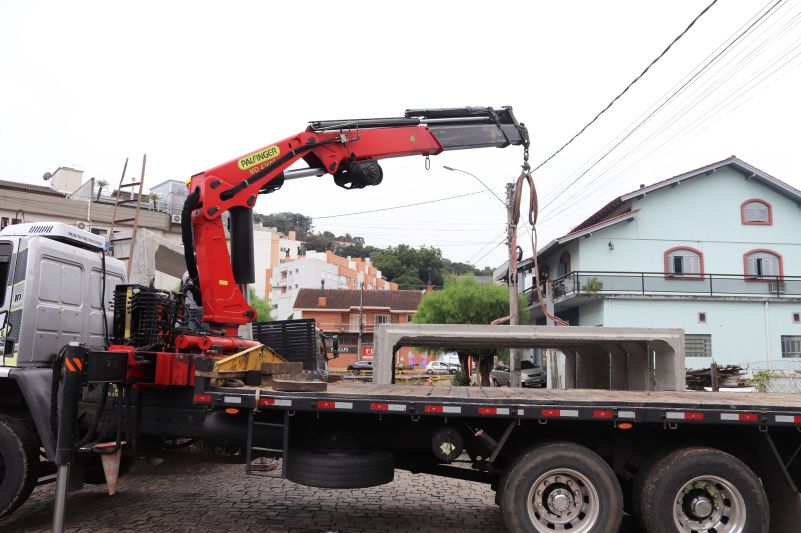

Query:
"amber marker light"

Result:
[[617, 422, 633, 430], [224, 408, 240, 415]]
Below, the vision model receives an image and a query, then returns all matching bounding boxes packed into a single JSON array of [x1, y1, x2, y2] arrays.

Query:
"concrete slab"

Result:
[[372, 324, 685, 391]]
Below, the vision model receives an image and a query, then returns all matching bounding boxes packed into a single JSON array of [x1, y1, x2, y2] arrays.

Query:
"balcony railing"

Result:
[[525, 271, 801, 304]]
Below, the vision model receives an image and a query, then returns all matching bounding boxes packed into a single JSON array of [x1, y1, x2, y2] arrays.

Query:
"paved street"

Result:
[[1, 457, 506, 533]]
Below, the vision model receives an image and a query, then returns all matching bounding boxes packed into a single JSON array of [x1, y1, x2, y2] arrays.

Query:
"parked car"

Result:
[[347, 360, 373, 375], [446, 362, 462, 374], [425, 361, 456, 374], [490, 360, 546, 387]]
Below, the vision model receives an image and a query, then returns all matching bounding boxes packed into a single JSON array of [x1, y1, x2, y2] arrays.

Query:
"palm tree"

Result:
[[95, 179, 108, 201], [147, 191, 160, 210]]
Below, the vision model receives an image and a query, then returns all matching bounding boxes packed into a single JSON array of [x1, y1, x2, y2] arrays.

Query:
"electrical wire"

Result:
[[535, 0, 787, 218], [535, 0, 786, 213], [310, 190, 486, 219], [532, 0, 721, 172], [536, 1, 799, 225]]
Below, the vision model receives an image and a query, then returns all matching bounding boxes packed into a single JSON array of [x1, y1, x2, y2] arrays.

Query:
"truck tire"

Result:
[[637, 447, 769, 533], [501, 442, 622, 533], [286, 449, 394, 488], [0, 415, 39, 518]]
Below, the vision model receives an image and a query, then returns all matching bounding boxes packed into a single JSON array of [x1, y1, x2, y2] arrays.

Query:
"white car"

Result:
[[425, 361, 456, 374]]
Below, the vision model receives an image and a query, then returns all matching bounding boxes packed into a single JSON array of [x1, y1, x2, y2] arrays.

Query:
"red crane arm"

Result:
[[183, 107, 528, 333]]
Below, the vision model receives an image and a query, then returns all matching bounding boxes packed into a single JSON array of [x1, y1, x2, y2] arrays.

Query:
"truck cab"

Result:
[[0, 223, 125, 369]]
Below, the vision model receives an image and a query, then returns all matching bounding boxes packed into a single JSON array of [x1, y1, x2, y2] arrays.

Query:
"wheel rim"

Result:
[[672, 475, 747, 532], [526, 468, 600, 532]]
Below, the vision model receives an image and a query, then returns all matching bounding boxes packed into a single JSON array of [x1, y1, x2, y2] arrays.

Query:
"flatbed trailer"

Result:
[[190, 379, 801, 533]]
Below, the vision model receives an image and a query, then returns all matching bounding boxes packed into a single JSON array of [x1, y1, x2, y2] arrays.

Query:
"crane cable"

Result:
[[505, 165, 568, 327]]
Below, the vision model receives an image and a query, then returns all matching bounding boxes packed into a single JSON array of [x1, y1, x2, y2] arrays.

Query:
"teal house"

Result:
[[526, 157, 801, 367]]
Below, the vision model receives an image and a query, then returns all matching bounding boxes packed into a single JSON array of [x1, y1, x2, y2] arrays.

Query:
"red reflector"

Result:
[[424, 405, 444, 413], [478, 407, 497, 415], [739, 413, 758, 422], [258, 398, 275, 406], [542, 409, 560, 417], [593, 410, 613, 419], [795, 415, 801, 423], [317, 401, 335, 409], [193, 394, 212, 404], [685, 412, 704, 420], [371, 403, 389, 411]]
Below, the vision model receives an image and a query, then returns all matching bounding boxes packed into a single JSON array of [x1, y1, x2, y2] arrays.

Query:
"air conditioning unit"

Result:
[[769, 282, 786, 294], [75, 220, 88, 230], [171, 214, 182, 224]]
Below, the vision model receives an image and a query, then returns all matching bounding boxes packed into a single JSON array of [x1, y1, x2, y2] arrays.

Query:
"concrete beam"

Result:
[[373, 324, 684, 391]]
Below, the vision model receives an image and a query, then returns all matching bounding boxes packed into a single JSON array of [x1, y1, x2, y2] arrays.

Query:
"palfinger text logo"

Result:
[[238, 146, 281, 171]]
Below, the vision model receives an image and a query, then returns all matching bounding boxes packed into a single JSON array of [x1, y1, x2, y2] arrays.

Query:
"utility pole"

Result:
[[506, 183, 522, 387], [357, 272, 365, 361]]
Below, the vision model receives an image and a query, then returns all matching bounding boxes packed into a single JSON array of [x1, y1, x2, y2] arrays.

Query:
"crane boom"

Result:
[[182, 106, 529, 333]]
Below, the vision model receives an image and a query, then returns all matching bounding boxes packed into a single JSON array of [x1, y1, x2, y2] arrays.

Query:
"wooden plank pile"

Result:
[[686, 364, 746, 390]]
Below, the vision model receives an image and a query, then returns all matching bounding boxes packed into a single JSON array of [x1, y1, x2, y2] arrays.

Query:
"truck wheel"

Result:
[[501, 442, 622, 533], [286, 449, 394, 489], [0, 415, 39, 518], [637, 447, 768, 533]]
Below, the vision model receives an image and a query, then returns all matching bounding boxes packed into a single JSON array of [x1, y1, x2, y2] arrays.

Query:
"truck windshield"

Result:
[[0, 242, 10, 305]]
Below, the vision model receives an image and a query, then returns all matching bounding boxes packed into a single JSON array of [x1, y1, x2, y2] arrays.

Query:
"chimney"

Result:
[[639, 184, 645, 189], [289, 230, 296, 240], [318, 296, 327, 307]]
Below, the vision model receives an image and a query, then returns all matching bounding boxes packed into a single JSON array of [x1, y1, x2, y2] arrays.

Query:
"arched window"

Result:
[[664, 247, 704, 279], [555, 252, 571, 278], [744, 249, 783, 280], [741, 199, 772, 225]]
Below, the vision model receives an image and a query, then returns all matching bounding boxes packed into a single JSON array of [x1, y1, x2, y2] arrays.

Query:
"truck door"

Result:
[[0, 241, 14, 363]]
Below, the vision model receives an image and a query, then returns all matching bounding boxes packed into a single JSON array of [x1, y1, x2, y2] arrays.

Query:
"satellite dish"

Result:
[[43, 172, 52, 181]]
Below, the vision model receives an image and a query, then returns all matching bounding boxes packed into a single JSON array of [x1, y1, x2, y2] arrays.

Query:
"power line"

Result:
[[472, 240, 506, 266], [532, 0, 720, 172], [536, 0, 788, 213], [536, 0, 787, 216], [310, 190, 486, 219]]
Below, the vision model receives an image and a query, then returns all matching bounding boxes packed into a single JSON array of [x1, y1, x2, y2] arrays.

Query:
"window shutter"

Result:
[[763, 256, 779, 276], [685, 255, 701, 275], [747, 255, 758, 276]]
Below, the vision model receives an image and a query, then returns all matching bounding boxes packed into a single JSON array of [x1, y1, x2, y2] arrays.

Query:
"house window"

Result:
[[685, 334, 712, 357], [556, 252, 571, 278], [744, 249, 782, 280], [664, 247, 703, 279], [741, 199, 772, 225], [698, 312, 707, 324], [0, 218, 8, 229], [375, 314, 390, 325], [794, 313, 800, 324], [781, 335, 801, 358]]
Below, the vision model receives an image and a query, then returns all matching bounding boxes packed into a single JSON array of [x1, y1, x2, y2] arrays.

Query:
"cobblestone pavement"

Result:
[[1, 457, 506, 533], [1, 457, 639, 532]]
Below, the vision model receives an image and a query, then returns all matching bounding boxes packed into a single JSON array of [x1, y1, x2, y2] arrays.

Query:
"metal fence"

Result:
[[525, 271, 801, 304], [746, 358, 801, 393]]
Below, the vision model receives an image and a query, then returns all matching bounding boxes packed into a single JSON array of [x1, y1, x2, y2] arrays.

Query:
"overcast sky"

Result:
[[2, 1, 800, 268]]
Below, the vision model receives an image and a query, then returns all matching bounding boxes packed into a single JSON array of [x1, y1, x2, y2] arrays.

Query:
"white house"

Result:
[[527, 157, 801, 368]]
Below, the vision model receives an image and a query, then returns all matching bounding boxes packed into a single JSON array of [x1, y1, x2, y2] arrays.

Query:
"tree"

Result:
[[413, 275, 528, 386], [249, 287, 274, 322], [95, 179, 108, 201], [147, 191, 160, 210], [373, 245, 445, 288], [253, 212, 313, 238]]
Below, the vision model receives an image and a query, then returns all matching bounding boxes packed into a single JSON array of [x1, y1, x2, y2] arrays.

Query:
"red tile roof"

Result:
[[294, 289, 423, 311]]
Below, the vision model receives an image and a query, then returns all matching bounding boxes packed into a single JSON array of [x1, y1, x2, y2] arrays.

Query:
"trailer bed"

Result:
[[198, 382, 801, 427]]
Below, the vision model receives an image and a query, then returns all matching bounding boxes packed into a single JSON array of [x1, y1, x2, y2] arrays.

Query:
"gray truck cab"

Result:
[[0, 223, 125, 370]]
